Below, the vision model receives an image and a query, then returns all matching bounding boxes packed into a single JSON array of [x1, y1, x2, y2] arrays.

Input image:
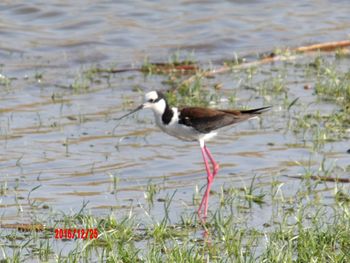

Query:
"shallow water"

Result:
[[0, 0, 349, 228]]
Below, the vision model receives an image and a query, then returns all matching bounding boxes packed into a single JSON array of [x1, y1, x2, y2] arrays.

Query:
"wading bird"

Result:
[[117, 91, 270, 222]]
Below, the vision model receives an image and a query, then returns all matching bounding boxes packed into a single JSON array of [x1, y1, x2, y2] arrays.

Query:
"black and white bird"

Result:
[[117, 90, 271, 222]]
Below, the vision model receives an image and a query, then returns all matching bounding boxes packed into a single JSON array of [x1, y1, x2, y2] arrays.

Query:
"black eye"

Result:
[[148, 99, 154, 103]]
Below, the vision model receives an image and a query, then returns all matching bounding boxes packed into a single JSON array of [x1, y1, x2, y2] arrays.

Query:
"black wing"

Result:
[[179, 106, 271, 133]]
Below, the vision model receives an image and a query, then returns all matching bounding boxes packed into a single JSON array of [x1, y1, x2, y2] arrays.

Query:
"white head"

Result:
[[116, 90, 168, 120], [142, 91, 167, 115]]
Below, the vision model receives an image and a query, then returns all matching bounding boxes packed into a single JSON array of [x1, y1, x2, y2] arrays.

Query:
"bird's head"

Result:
[[142, 91, 166, 114], [116, 90, 167, 120]]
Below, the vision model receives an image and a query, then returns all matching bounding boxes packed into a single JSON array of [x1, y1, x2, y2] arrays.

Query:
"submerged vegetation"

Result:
[[1, 42, 350, 262]]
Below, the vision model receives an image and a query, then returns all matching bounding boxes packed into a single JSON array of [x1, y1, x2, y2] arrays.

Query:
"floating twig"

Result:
[[285, 174, 350, 183], [294, 40, 350, 52], [81, 40, 350, 90], [1, 223, 47, 232], [180, 39, 350, 87], [84, 62, 198, 76]]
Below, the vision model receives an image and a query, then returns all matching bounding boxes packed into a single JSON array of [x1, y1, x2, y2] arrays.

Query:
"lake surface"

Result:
[[0, 1, 349, 225]]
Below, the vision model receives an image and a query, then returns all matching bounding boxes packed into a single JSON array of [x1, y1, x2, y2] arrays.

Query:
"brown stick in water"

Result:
[[285, 174, 350, 183], [179, 40, 350, 87]]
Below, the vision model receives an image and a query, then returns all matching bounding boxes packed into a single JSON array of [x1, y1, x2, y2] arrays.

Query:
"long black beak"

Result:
[[115, 104, 144, 120]]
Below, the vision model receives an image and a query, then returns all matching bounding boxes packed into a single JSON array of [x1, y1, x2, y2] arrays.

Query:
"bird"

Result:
[[117, 90, 271, 222]]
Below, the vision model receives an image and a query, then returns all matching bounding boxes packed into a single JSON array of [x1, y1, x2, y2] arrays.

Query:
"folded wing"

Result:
[[179, 106, 271, 133]]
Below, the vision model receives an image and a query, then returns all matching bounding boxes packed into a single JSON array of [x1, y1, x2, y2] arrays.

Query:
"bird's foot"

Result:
[[197, 204, 208, 224], [197, 212, 207, 225]]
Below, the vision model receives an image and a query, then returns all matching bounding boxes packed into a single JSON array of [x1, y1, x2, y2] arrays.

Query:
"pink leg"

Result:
[[197, 146, 214, 222], [204, 145, 219, 177], [202, 178, 212, 219], [202, 146, 219, 219], [197, 191, 208, 219]]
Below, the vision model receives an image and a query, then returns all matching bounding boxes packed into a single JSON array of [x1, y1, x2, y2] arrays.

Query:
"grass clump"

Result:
[[163, 76, 220, 108], [261, 208, 350, 262], [290, 56, 350, 149], [0, 74, 11, 87], [314, 63, 350, 105]]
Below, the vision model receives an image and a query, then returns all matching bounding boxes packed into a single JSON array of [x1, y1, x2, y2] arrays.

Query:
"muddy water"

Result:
[[0, 1, 350, 223]]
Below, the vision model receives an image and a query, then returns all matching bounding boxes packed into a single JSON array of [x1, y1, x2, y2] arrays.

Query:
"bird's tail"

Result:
[[241, 106, 272, 115]]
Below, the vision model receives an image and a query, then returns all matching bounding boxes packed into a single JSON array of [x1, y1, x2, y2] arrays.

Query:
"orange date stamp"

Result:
[[54, 228, 98, 239]]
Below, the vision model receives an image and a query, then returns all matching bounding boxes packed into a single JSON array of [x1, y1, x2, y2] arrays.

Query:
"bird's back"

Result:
[[178, 106, 271, 134]]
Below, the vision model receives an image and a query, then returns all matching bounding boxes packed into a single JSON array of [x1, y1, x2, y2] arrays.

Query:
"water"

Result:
[[0, 1, 349, 225]]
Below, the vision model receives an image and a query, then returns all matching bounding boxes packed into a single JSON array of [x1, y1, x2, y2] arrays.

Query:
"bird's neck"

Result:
[[161, 102, 174, 125]]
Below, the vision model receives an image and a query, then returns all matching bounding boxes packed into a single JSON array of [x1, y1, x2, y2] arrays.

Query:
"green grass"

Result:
[[2, 173, 350, 262], [290, 55, 350, 150]]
